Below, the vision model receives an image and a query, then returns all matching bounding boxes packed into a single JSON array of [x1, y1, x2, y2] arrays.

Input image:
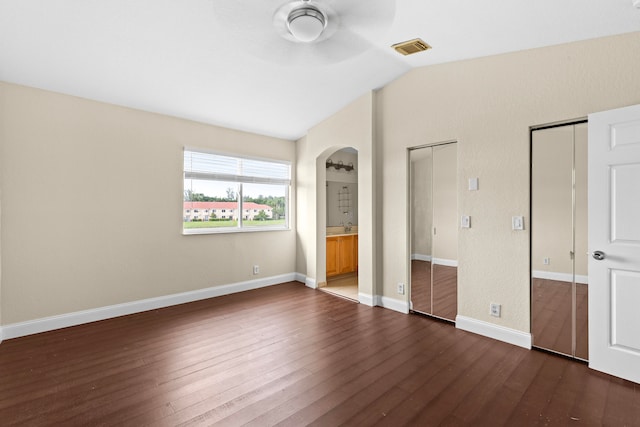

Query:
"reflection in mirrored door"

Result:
[[531, 122, 588, 360], [410, 147, 433, 314], [409, 142, 458, 322]]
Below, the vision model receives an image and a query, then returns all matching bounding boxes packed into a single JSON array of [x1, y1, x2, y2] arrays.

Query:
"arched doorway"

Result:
[[318, 147, 359, 301]]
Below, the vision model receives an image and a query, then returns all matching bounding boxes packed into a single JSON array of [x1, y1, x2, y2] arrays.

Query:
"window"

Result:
[[183, 149, 291, 234]]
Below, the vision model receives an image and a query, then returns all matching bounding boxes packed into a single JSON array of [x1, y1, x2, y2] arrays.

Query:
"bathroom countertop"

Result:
[[326, 231, 358, 237]]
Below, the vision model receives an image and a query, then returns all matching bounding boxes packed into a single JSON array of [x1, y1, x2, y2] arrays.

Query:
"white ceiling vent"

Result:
[[392, 38, 431, 56]]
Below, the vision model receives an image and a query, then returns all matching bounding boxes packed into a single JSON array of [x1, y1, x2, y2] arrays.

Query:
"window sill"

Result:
[[182, 226, 291, 236]]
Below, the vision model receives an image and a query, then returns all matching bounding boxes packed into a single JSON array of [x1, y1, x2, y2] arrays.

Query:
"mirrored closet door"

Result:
[[409, 142, 458, 321], [531, 122, 588, 360]]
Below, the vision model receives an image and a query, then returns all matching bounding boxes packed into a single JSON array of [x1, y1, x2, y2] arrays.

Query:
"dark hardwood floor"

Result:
[[1, 281, 638, 426], [410, 259, 432, 314], [411, 260, 457, 321], [432, 264, 457, 321], [531, 278, 588, 360]]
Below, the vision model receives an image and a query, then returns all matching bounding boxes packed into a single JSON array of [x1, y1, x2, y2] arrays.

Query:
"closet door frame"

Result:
[[530, 119, 588, 360], [408, 140, 458, 322]]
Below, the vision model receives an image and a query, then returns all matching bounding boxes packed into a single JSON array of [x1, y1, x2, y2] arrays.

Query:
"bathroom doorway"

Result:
[[322, 147, 359, 301]]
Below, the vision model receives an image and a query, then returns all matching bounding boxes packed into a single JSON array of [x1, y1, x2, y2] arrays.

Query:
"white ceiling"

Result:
[[1, 0, 639, 140]]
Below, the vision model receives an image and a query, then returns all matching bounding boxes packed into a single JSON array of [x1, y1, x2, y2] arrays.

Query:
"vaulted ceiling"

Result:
[[1, 0, 639, 140]]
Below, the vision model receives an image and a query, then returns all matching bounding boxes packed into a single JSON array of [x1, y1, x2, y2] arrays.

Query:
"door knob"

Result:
[[592, 250, 605, 261]]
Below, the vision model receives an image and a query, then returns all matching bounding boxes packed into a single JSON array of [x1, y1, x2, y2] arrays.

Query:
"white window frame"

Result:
[[183, 148, 291, 235]]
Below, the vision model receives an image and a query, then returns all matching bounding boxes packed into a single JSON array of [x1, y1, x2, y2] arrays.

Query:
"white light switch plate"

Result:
[[461, 215, 471, 228], [468, 177, 479, 191], [512, 216, 524, 230]]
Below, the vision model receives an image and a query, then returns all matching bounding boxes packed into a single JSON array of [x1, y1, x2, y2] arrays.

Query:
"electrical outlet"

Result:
[[461, 215, 471, 229], [397, 282, 405, 295], [253, 265, 259, 275], [490, 303, 501, 317], [543, 257, 550, 265]]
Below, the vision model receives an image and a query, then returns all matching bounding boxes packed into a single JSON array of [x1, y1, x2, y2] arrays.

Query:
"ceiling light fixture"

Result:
[[287, 4, 327, 42]]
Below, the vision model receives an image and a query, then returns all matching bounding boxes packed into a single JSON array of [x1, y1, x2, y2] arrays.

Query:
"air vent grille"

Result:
[[392, 38, 431, 56]]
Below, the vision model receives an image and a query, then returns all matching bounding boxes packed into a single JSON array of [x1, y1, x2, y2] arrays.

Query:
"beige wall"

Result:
[[532, 126, 573, 275], [327, 181, 358, 227], [378, 31, 640, 332], [4, 31, 640, 337], [531, 123, 588, 278], [432, 143, 458, 262], [410, 143, 458, 262], [0, 83, 3, 332], [326, 148, 359, 227], [295, 92, 376, 297], [410, 148, 433, 257], [0, 83, 296, 325], [574, 124, 588, 279], [326, 149, 358, 184]]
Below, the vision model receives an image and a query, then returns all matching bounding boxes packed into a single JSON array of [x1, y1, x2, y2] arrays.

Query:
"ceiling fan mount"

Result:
[[274, 0, 338, 44], [286, 5, 326, 42], [213, 0, 396, 66]]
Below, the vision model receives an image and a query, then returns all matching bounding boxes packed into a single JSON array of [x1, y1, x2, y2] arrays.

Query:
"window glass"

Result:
[[183, 149, 290, 234]]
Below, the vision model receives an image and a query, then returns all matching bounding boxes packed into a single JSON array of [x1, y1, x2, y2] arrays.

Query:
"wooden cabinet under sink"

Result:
[[327, 234, 358, 277]]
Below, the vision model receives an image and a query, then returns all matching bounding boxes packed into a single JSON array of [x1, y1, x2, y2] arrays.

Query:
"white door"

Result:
[[588, 104, 640, 384]]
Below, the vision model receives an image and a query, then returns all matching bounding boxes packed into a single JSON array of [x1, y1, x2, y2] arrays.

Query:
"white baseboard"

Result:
[[376, 296, 410, 314], [455, 315, 531, 349], [304, 276, 317, 289], [358, 293, 374, 307], [294, 272, 306, 284], [433, 257, 458, 267], [1, 273, 298, 341], [411, 253, 432, 262], [532, 270, 588, 284], [410, 255, 458, 267]]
